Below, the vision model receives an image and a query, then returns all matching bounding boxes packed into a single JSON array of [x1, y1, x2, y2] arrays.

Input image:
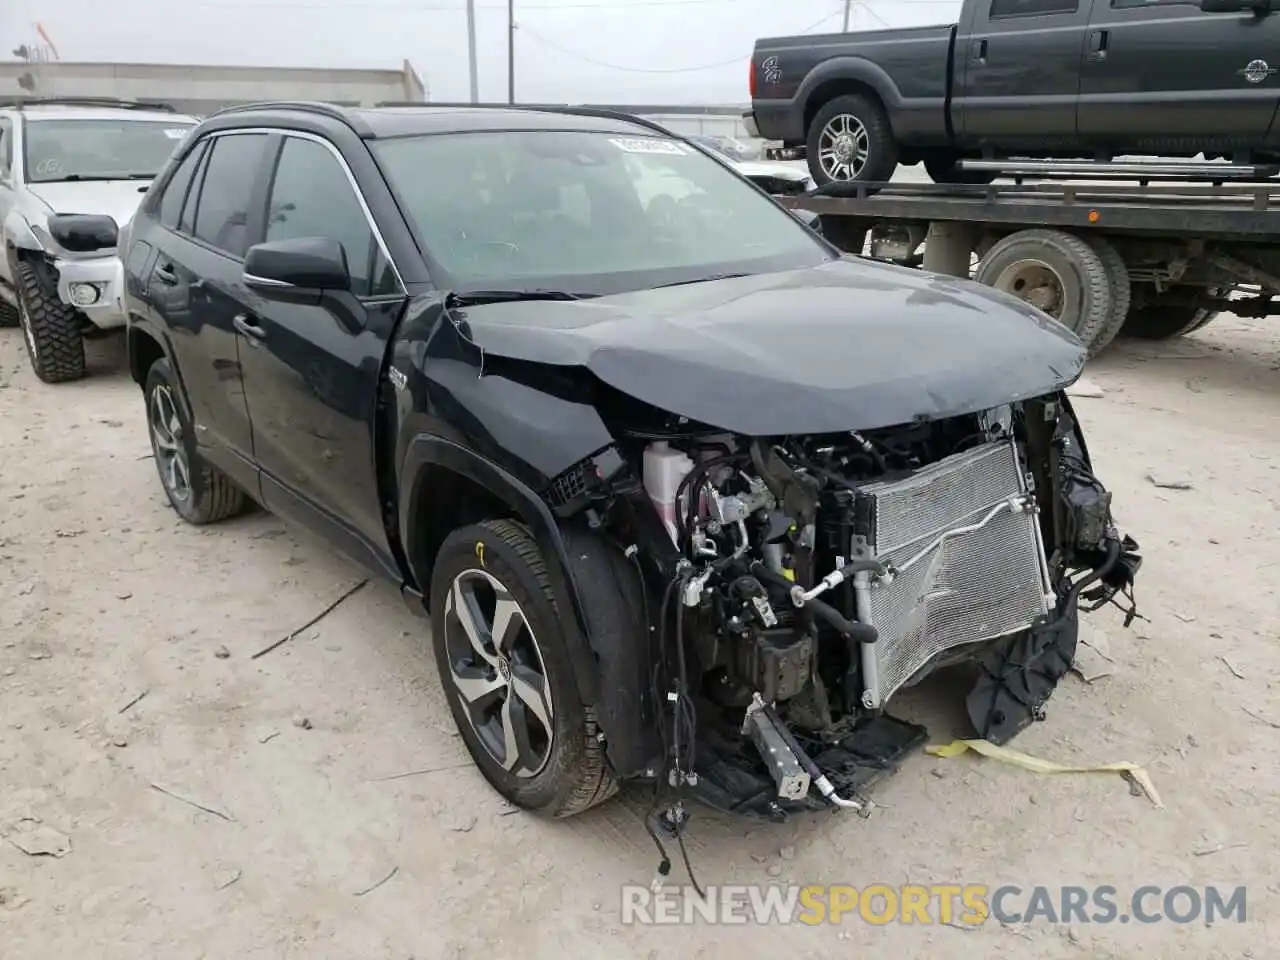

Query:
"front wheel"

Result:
[[429, 519, 616, 818], [144, 357, 247, 524], [15, 260, 86, 383], [806, 93, 899, 186]]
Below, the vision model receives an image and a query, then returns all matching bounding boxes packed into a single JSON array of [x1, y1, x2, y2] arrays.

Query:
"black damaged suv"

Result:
[[122, 102, 1139, 823]]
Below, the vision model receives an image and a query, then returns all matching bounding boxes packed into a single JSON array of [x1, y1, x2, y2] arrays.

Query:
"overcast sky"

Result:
[[2, 0, 960, 103]]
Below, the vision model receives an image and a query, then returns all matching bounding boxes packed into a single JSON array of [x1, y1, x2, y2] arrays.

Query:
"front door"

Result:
[[235, 132, 406, 581], [955, 0, 1094, 147], [1078, 0, 1280, 151], [142, 131, 273, 495]]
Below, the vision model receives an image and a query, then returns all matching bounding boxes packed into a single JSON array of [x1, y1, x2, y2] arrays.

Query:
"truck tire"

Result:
[[15, 260, 86, 383], [429, 519, 617, 819], [1121, 286, 1222, 340], [1082, 236, 1132, 356], [0, 297, 18, 328], [974, 229, 1114, 346], [143, 357, 247, 524], [923, 153, 998, 185], [806, 93, 898, 186]]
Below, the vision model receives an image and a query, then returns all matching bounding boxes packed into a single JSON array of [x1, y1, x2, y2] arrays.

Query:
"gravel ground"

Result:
[[0, 315, 1277, 959]]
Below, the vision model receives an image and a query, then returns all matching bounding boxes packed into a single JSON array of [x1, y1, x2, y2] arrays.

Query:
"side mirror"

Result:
[[243, 236, 350, 303], [1201, 0, 1273, 13], [47, 213, 119, 253]]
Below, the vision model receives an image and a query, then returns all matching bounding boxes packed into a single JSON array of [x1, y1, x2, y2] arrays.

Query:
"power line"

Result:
[[517, 9, 843, 74]]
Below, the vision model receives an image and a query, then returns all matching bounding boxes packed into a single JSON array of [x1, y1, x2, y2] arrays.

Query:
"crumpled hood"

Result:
[[456, 258, 1086, 435], [25, 179, 149, 234]]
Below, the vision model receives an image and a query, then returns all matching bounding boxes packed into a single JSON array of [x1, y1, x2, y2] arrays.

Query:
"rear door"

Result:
[[955, 0, 1093, 145], [1078, 0, 1280, 149], [234, 131, 406, 581], [139, 131, 273, 495]]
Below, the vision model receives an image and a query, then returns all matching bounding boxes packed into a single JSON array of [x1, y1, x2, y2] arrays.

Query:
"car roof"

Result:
[[4, 104, 198, 124], [206, 101, 678, 140]]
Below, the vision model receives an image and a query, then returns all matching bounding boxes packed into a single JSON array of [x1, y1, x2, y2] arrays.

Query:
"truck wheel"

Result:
[[144, 357, 247, 524], [923, 153, 997, 185], [430, 519, 617, 819], [0, 297, 18, 328], [1082, 236, 1132, 356], [1121, 285, 1222, 340], [974, 229, 1114, 346], [806, 93, 898, 186], [15, 260, 86, 383]]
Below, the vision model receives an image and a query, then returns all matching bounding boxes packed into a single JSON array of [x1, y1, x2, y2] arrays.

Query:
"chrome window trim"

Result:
[[201, 126, 406, 295]]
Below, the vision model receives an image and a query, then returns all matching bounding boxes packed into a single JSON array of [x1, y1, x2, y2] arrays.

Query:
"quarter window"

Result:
[[191, 133, 269, 259], [0, 119, 12, 178], [990, 0, 1078, 17], [266, 136, 397, 297], [158, 140, 207, 230]]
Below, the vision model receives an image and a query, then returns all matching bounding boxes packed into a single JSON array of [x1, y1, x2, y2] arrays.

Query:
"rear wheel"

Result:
[[1121, 286, 1222, 340], [429, 519, 617, 818], [15, 260, 86, 383], [974, 229, 1114, 346], [806, 93, 899, 186], [1082, 236, 1132, 356], [144, 357, 247, 524]]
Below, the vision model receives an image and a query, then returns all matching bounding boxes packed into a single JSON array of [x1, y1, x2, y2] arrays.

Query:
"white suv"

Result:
[[0, 97, 198, 382]]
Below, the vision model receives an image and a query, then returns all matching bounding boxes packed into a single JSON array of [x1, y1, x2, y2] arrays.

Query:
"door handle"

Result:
[[233, 313, 266, 341], [971, 38, 988, 61], [1087, 29, 1108, 59], [154, 263, 178, 285]]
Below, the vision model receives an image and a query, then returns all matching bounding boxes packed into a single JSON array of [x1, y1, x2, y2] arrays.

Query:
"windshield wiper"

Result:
[[651, 272, 751, 290], [40, 173, 155, 182], [446, 289, 592, 307]]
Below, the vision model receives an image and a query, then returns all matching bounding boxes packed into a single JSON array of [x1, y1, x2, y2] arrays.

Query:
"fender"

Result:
[[398, 434, 602, 708], [795, 56, 907, 121], [3, 211, 43, 274]]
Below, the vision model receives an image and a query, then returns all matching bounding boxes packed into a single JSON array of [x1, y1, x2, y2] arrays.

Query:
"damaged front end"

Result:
[[539, 386, 1141, 823]]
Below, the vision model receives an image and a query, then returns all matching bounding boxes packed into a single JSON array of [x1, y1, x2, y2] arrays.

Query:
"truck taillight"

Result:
[[748, 57, 756, 98]]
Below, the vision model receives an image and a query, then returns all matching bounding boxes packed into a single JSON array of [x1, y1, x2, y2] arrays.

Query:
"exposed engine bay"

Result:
[[547, 388, 1142, 838]]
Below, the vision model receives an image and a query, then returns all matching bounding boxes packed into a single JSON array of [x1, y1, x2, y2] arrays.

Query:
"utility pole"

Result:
[[507, 0, 516, 103], [842, 0, 852, 31], [466, 0, 479, 102]]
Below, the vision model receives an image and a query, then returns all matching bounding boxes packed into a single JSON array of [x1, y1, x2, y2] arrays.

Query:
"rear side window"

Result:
[[990, 0, 1078, 17], [191, 133, 269, 259], [158, 140, 207, 229]]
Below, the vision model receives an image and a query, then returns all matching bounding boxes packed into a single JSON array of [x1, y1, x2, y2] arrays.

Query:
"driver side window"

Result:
[[266, 136, 398, 298]]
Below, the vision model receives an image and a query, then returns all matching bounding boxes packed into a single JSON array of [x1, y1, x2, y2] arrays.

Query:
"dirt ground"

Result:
[[0, 314, 1276, 960]]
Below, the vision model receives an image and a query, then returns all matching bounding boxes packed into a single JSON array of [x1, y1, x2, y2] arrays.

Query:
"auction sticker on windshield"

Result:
[[164, 128, 190, 139], [609, 137, 686, 155]]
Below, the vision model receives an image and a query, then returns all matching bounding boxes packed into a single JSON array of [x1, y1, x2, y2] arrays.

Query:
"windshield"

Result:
[[372, 129, 830, 295], [24, 119, 194, 183]]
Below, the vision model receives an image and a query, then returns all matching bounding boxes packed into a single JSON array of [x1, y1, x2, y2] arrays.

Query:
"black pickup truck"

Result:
[[120, 100, 1139, 828], [748, 0, 1280, 185]]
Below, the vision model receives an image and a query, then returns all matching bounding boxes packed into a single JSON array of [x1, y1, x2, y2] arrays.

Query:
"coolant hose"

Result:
[[749, 562, 879, 644]]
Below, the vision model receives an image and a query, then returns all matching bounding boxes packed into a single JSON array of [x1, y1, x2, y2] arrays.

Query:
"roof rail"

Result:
[[207, 99, 371, 135], [0, 95, 177, 113], [370, 99, 681, 137]]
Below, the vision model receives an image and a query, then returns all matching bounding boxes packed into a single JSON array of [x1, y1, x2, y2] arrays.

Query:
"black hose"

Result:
[[748, 561, 879, 643]]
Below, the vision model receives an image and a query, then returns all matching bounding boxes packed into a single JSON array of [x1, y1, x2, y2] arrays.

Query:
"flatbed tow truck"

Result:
[[775, 158, 1280, 355]]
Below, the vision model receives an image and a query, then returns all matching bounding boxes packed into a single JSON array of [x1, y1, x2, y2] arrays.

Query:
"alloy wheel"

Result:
[[149, 384, 192, 503], [443, 569, 554, 778], [817, 114, 870, 181]]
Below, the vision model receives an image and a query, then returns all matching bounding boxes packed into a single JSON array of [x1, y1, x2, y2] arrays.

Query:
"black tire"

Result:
[[0, 296, 18, 328], [1120, 284, 1222, 340], [806, 93, 899, 187], [143, 357, 247, 524], [974, 229, 1114, 346], [15, 260, 86, 383], [1082, 236, 1132, 356], [923, 153, 998, 185], [430, 519, 617, 819]]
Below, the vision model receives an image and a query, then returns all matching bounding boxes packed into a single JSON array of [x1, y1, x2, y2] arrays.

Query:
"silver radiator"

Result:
[[852, 439, 1053, 709]]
